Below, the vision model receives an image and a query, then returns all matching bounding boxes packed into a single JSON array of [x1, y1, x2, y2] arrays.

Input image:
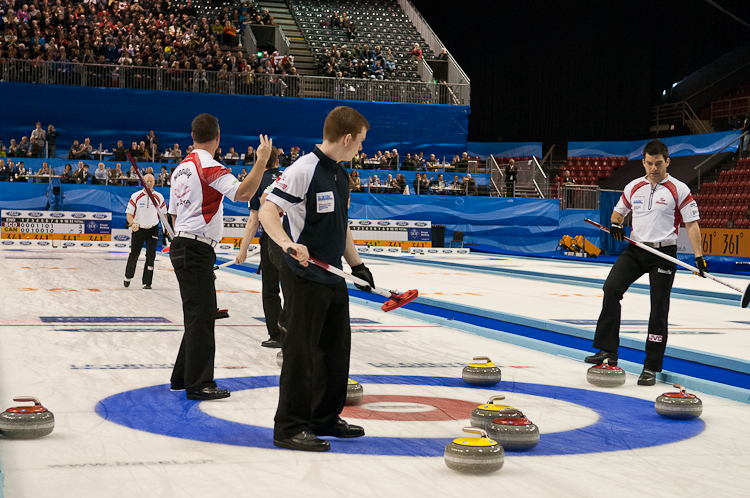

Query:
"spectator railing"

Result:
[[0, 59, 469, 105], [532, 156, 549, 198], [488, 156, 505, 197], [558, 184, 600, 210]]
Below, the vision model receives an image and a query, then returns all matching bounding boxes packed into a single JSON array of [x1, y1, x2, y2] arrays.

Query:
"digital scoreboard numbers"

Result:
[[349, 219, 432, 248], [1, 210, 112, 241]]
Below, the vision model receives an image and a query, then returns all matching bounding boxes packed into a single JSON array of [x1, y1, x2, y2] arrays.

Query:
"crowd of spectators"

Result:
[[0, 0, 286, 83], [317, 41, 408, 80], [348, 170, 478, 195], [348, 149, 475, 172]]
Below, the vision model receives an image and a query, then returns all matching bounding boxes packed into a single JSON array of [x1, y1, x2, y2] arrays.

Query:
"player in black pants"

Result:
[[259, 106, 375, 452], [585, 140, 705, 385], [124, 173, 166, 289]]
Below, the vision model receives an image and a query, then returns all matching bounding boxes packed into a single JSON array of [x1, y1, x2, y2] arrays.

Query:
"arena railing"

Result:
[[558, 184, 600, 210], [0, 59, 469, 105]]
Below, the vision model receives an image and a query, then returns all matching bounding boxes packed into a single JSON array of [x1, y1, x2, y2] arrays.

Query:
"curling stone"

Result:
[[655, 384, 703, 419], [470, 395, 524, 430], [0, 397, 55, 439], [462, 356, 502, 386], [444, 427, 504, 474], [346, 378, 364, 406], [586, 358, 626, 387], [276, 350, 283, 368], [486, 416, 540, 450]]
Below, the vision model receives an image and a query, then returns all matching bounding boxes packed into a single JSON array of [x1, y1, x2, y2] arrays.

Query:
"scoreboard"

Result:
[[349, 219, 432, 248], [220, 215, 259, 247], [1, 210, 112, 241]]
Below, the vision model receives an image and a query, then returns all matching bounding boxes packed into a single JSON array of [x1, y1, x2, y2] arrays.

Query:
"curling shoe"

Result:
[[273, 431, 330, 452], [584, 350, 618, 366], [637, 369, 656, 386], [186, 387, 231, 401]]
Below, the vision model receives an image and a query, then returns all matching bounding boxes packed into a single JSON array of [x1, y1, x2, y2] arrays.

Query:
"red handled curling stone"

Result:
[[462, 356, 502, 386], [276, 350, 283, 368], [655, 384, 703, 419], [444, 427, 504, 474], [346, 378, 364, 406], [586, 358, 626, 387], [0, 397, 55, 439], [486, 416, 540, 450], [469, 395, 523, 430]]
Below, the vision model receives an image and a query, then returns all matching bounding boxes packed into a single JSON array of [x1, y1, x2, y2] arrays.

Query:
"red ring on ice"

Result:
[[342, 395, 478, 421]]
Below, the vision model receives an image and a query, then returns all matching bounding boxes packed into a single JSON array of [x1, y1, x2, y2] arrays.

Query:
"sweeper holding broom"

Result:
[[585, 139, 706, 386], [259, 106, 378, 452]]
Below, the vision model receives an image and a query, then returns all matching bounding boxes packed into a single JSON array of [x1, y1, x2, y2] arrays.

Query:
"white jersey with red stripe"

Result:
[[614, 174, 699, 244], [126, 188, 167, 227], [167, 149, 241, 242]]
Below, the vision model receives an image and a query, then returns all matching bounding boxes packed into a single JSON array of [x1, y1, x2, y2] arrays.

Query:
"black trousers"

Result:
[[125, 225, 159, 285], [593, 244, 677, 371], [169, 237, 218, 392], [506, 181, 515, 197], [274, 262, 351, 440], [260, 233, 282, 341]]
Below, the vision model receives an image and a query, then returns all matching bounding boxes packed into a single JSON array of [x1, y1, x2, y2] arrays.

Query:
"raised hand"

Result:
[[256, 134, 273, 164]]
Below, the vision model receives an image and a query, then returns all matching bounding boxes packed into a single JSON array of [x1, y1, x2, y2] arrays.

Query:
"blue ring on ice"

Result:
[[95, 375, 704, 456]]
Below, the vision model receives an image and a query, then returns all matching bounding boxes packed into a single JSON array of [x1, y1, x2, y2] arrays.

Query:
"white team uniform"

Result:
[[614, 174, 700, 244], [126, 189, 167, 228], [168, 149, 241, 243]]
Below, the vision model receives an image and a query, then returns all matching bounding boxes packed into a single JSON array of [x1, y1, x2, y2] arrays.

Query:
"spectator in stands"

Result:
[[449, 154, 461, 169], [31, 122, 46, 154], [401, 153, 415, 171], [427, 153, 440, 170], [450, 174, 463, 193], [224, 146, 239, 165], [222, 21, 237, 47], [277, 148, 290, 168], [237, 168, 248, 181], [7, 139, 19, 157], [410, 43, 422, 64], [330, 11, 339, 29], [46, 124, 59, 159], [396, 173, 407, 193], [14, 161, 28, 182], [242, 146, 255, 165], [171, 143, 183, 162], [145, 130, 159, 157], [158, 165, 169, 187], [562, 169, 575, 208], [420, 173, 432, 194], [27, 136, 43, 158], [127, 141, 140, 161], [437, 48, 449, 60], [211, 19, 224, 41], [372, 174, 384, 193], [349, 170, 362, 192], [61, 164, 74, 184], [370, 59, 384, 80], [346, 23, 357, 42], [384, 48, 396, 75], [433, 174, 446, 194], [384, 173, 396, 193], [466, 174, 478, 195], [137, 141, 151, 162], [0, 160, 10, 182], [113, 141, 127, 161], [77, 164, 91, 184], [93, 162, 108, 185], [457, 152, 470, 171], [109, 163, 124, 186], [17, 136, 30, 156], [36, 162, 51, 183], [505, 159, 517, 197]]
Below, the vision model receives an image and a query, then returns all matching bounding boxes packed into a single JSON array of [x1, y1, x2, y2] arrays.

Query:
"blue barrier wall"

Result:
[[569, 131, 741, 159], [3, 83, 469, 159], [0, 183, 593, 252]]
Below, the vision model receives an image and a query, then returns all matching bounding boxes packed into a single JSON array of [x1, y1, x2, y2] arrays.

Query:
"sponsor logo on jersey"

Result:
[[93, 214, 108, 219], [655, 198, 668, 206], [115, 235, 130, 241]]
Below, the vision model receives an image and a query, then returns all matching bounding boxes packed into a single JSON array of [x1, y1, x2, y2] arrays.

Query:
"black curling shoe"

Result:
[[584, 350, 618, 366], [186, 387, 231, 401], [311, 419, 365, 438], [638, 369, 656, 386], [273, 431, 331, 452]]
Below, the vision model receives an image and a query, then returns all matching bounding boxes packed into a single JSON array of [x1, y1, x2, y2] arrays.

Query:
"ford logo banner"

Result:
[[81, 243, 92, 247], [114, 235, 130, 241], [2, 240, 14, 245], [377, 221, 390, 226], [415, 222, 428, 227], [223, 217, 235, 223], [7, 211, 21, 216], [93, 214, 108, 219], [72, 213, 86, 218], [37, 241, 50, 246], [373, 247, 383, 252], [50, 212, 65, 218], [115, 243, 127, 248], [396, 222, 408, 226], [29, 212, 43, 217], [20, 241, 32, 245], [98, 243, 110, 247], [63, 242, 76, 247], [359, 220, 371, 225]]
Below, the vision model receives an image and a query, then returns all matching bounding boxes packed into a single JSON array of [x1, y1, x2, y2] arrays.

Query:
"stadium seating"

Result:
[[692, 157, 750, 228]]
